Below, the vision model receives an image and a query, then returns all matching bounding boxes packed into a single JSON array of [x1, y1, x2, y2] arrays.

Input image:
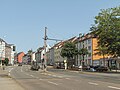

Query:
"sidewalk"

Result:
[[67, 69, 120, 76], [0, 68, 24, 90]]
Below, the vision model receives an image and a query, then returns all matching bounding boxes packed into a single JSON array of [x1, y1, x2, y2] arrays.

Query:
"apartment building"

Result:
[[17, 52, 25, 63], [0, 38, 6, 62], [53, 37, 77, 68], [35, 47, 44, 63], [5, 44, 11, 64], [76, 33, 112, 67]]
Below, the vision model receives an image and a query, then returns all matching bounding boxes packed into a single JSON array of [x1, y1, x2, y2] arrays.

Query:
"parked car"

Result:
[[95, 66, 108, 72], [89, 66, 96, 72], [18, 63, 22, 66], [31, 61, 40, 71], [89, 65, 108, 72]]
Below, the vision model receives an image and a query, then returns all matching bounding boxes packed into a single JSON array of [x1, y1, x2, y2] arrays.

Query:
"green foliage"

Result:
[[4, 58, 9, 66], [94, 46, 108, 66], [78, 48, 89, 56], [94, 46, 108, 56], [61, 42, 78, 59], [78, 47, 89, 66], [91, 6, 120, 57], [28, 49, 33, 55]]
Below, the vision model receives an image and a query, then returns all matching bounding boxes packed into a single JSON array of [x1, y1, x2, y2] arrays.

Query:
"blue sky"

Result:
[[0, 0, 120, 53]]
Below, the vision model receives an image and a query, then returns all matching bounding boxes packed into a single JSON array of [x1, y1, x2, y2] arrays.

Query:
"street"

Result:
[[5, 65, 120, 90]]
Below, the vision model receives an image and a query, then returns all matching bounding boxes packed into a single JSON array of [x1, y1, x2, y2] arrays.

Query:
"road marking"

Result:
[[66, 78, 70, 80], [57, 76, 63, 78], [48, 74, 52, 76], [8, 73, 10, 76], [9, 68, 13, 73], [47, 81, 58, 85], [108, 86, 120, 90], [52, 75, 57, 77], [30, 75, 34, 77], [88, 82, 98, 86], [39, 78, 43, 81], [44, 73, 47, 75], [21, 67, 23, 72]]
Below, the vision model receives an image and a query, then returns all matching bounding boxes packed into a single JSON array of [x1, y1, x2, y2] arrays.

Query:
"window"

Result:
[[88, 46, 91, 51], [88, 39, 91, 44], [88, 53, 91, 57]]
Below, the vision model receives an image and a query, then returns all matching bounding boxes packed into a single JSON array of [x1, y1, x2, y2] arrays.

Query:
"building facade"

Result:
[[5, 44, 12, 64], [0, 38, 6, 66], [17, 52, 25, 63], [76, 34, 103, 66]]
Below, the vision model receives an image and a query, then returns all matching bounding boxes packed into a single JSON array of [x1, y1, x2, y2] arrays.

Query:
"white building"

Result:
[[41, 45, 51, 60], [0, 38, 6, 61], [0, 38, 16, 66], [32, 52, 36, 62]]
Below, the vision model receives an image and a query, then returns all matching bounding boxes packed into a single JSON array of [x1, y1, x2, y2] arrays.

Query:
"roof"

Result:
[[17, 52, 25, 56], [0, 38, 7, 44], [78, 33, 96, 41], [52, 36, 77, 49]]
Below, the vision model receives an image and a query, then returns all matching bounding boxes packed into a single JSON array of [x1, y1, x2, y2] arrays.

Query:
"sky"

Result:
[[0, 0, 120, 53]]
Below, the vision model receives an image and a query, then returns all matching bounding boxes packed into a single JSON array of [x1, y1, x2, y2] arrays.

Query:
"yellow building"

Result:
[[76, 33, 107, 66]]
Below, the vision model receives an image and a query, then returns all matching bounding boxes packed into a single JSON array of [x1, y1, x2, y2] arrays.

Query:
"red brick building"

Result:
[[17, 52, 25, 63]]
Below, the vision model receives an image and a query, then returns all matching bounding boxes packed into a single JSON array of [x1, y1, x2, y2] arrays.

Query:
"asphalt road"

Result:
[[7, 65, 120, 90]]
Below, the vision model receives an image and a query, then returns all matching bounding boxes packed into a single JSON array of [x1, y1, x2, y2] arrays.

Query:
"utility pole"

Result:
[[44, 27, 47, 72], [42, 27, 63, 72]]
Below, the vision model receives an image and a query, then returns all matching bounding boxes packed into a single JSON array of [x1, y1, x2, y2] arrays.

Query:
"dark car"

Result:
[[31, 61, 40, 71], [95, 66, 108, 72], [18, 63, 22, 66]]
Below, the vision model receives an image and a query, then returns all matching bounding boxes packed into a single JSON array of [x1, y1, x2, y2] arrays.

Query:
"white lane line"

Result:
[[108, 86, 120, 90], [30, 75, 35, 77], [52, 75, 57, 77], [8, 68, 14, 76], [9, 68, 13, 73], [39, 78, 43, 81], [8, 73, 11, 76], [47, 81, 58, 85], [57, 76, 63, 78], [48, 74, 52, 76], [44, 73, 47, 75], [66, 78, 70, 80], [88, 82, 98, 86], [21, 67, 23, 72]]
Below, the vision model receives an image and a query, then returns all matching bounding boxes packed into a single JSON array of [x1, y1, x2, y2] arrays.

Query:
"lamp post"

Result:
[[43, 27, 47, 72], [78, 33, 82, 66]]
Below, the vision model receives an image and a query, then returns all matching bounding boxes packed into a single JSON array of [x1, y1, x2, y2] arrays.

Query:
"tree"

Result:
[[78, 48, 89, 66], [28, 49, 33, 55], [61, 42, 78, 67], [94, 46, 108, 66], [4, 58, 9, 66], [61, 42, 77, 59], [91, 6, 120, 57]]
